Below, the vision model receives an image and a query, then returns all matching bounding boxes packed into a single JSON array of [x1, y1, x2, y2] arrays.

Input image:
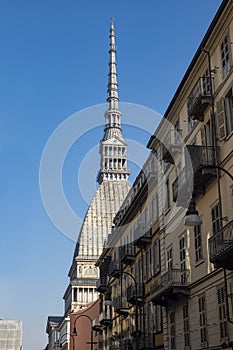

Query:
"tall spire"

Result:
[[107, 17, 119, 111], [97, 19, 130, 184]]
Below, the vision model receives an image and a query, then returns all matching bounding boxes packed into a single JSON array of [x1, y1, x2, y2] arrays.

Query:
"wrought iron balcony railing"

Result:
[[109, 259, 121, 277], [120, 243, 136, 265], [132, 332, 154, 350], [173, 145, 219, 207], [134, 225, 152, 248], [162, 129, 183, 164], [209, 219, 233, 270], [96, 277, 108, 293], [113, 296, 129, 316], [126, 284, 144, 305], [187, 76, 212, 121], [99, 310, 112, 327], [150, 269, 190, 306]]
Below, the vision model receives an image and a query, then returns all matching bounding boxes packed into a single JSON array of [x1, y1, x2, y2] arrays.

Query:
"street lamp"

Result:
[[108, 270, 141, 350], [184, 197, 202, 226], [184, 165, 233, 226], [59, 333, 75, 350], [72, 314, 97, 350]]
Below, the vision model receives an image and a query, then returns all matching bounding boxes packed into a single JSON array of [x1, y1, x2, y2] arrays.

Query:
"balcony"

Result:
[[209, 220, 233, 270], [134, 226, 152, 249], [113, 296, 129, 316], [174, 145, 218, 207], [162, 129, 183, 164], [96, 277, 108, 293], [99, 310, 112, 327], [172, 170, 192, 207], [92, 319, 105, 332], [187, 76, 212, 121], [120, 340, 133, 350], [109, 259, 121, 278], [121, 243, 136, 266], [126, 284, 144, 305], [132, 333, 155, 350], [187, 145, 218, 194], [150, 269, 190, 306]]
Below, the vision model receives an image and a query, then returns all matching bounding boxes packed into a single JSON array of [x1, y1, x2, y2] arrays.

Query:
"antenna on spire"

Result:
[[110, 16, 115, 26]]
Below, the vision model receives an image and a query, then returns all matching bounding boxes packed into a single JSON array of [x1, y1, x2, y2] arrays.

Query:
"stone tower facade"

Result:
[[63, 20, 130, 314]]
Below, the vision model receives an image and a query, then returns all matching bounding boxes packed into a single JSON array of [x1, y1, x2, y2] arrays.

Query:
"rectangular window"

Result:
[[167, 247, 173, 270], [73, 287, 77, 302], [173, 118, 181, 144], [211, 202, 221, 235], [202, 68, 211, 95], [152, 193, 158, 223], [183, 303, 190, 347], [221, 34, 231, 79], [179, 235, 186, 284], [154, 304, 163, 334], [199, 295, 208, 346], [225, 88, 233, 135], [170, 310, 176, 349], [146, 249, 151, 281], [188, 114, 195, 132], [194, 224, 203, 262], [152, 240, 160, 276], [143, 252, 147, 282], [164, 179, 170, 212], [217, 285, 228, 340]]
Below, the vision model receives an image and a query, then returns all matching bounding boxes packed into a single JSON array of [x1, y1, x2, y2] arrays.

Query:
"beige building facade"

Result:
[[97, 1, 233, 349]]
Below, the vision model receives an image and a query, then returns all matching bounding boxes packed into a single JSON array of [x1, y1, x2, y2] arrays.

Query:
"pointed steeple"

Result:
[[62, 20, 131, 313], [107, 17, 119, 112], [97, 19, 130, 184]]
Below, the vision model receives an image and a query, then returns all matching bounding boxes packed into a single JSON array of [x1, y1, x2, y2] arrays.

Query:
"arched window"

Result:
[[84, 267, 97, 275]]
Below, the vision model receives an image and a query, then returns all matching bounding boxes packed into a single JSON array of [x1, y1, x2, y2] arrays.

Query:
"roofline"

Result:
[[163, 0, 229, 120]]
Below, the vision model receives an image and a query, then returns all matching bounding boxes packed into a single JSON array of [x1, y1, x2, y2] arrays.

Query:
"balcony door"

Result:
[[179, 234, 186, 284]]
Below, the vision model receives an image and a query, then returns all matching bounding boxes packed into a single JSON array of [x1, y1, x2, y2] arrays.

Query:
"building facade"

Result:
[[0, 320, 22, 350], [97, 1, 233, 349]]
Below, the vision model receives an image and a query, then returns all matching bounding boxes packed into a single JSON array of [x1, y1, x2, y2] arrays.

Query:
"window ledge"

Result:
[[225, 130, 233, 141], [195, 258, 205, 268], [164, 207, 171, 216]]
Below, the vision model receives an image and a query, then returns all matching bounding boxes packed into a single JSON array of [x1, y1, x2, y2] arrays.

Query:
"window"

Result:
[[154, 304, 163, 333], [164, 179, 170, 212], [221, 34, 231, 79], [194, 224, 203, 262], [169, 310, 176, 349], [152, 240, 160, 276], [73, 287, 77, 302], [202, 68, 211, 95], [198, 295, 208, 346], [217, 285, 228, 340], [167, 247, 173, 270], [173, 118, 181, 144], [146, 249, 151, 281], [211, 202, 221, 235], [201, 120, 211, 147], [188, 113, 195, 132], [217, 88, 233, 139], [152, 193, 158, 223], [179, 235, 186, 284], [225, 88, 233, 135], [183, 303, 190, 348], [85, 267, 97, 275]]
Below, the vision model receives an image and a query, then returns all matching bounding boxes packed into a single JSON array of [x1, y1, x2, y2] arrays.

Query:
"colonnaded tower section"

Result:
[[63, 20, 130, 314]]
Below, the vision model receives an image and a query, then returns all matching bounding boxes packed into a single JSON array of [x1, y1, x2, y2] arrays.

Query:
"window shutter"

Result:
[[216, 98, 226, 140], [201, 127, 206, 146]]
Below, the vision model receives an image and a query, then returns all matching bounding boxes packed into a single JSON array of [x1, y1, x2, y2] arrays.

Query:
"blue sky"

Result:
[[0, 1, 222, 349]]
